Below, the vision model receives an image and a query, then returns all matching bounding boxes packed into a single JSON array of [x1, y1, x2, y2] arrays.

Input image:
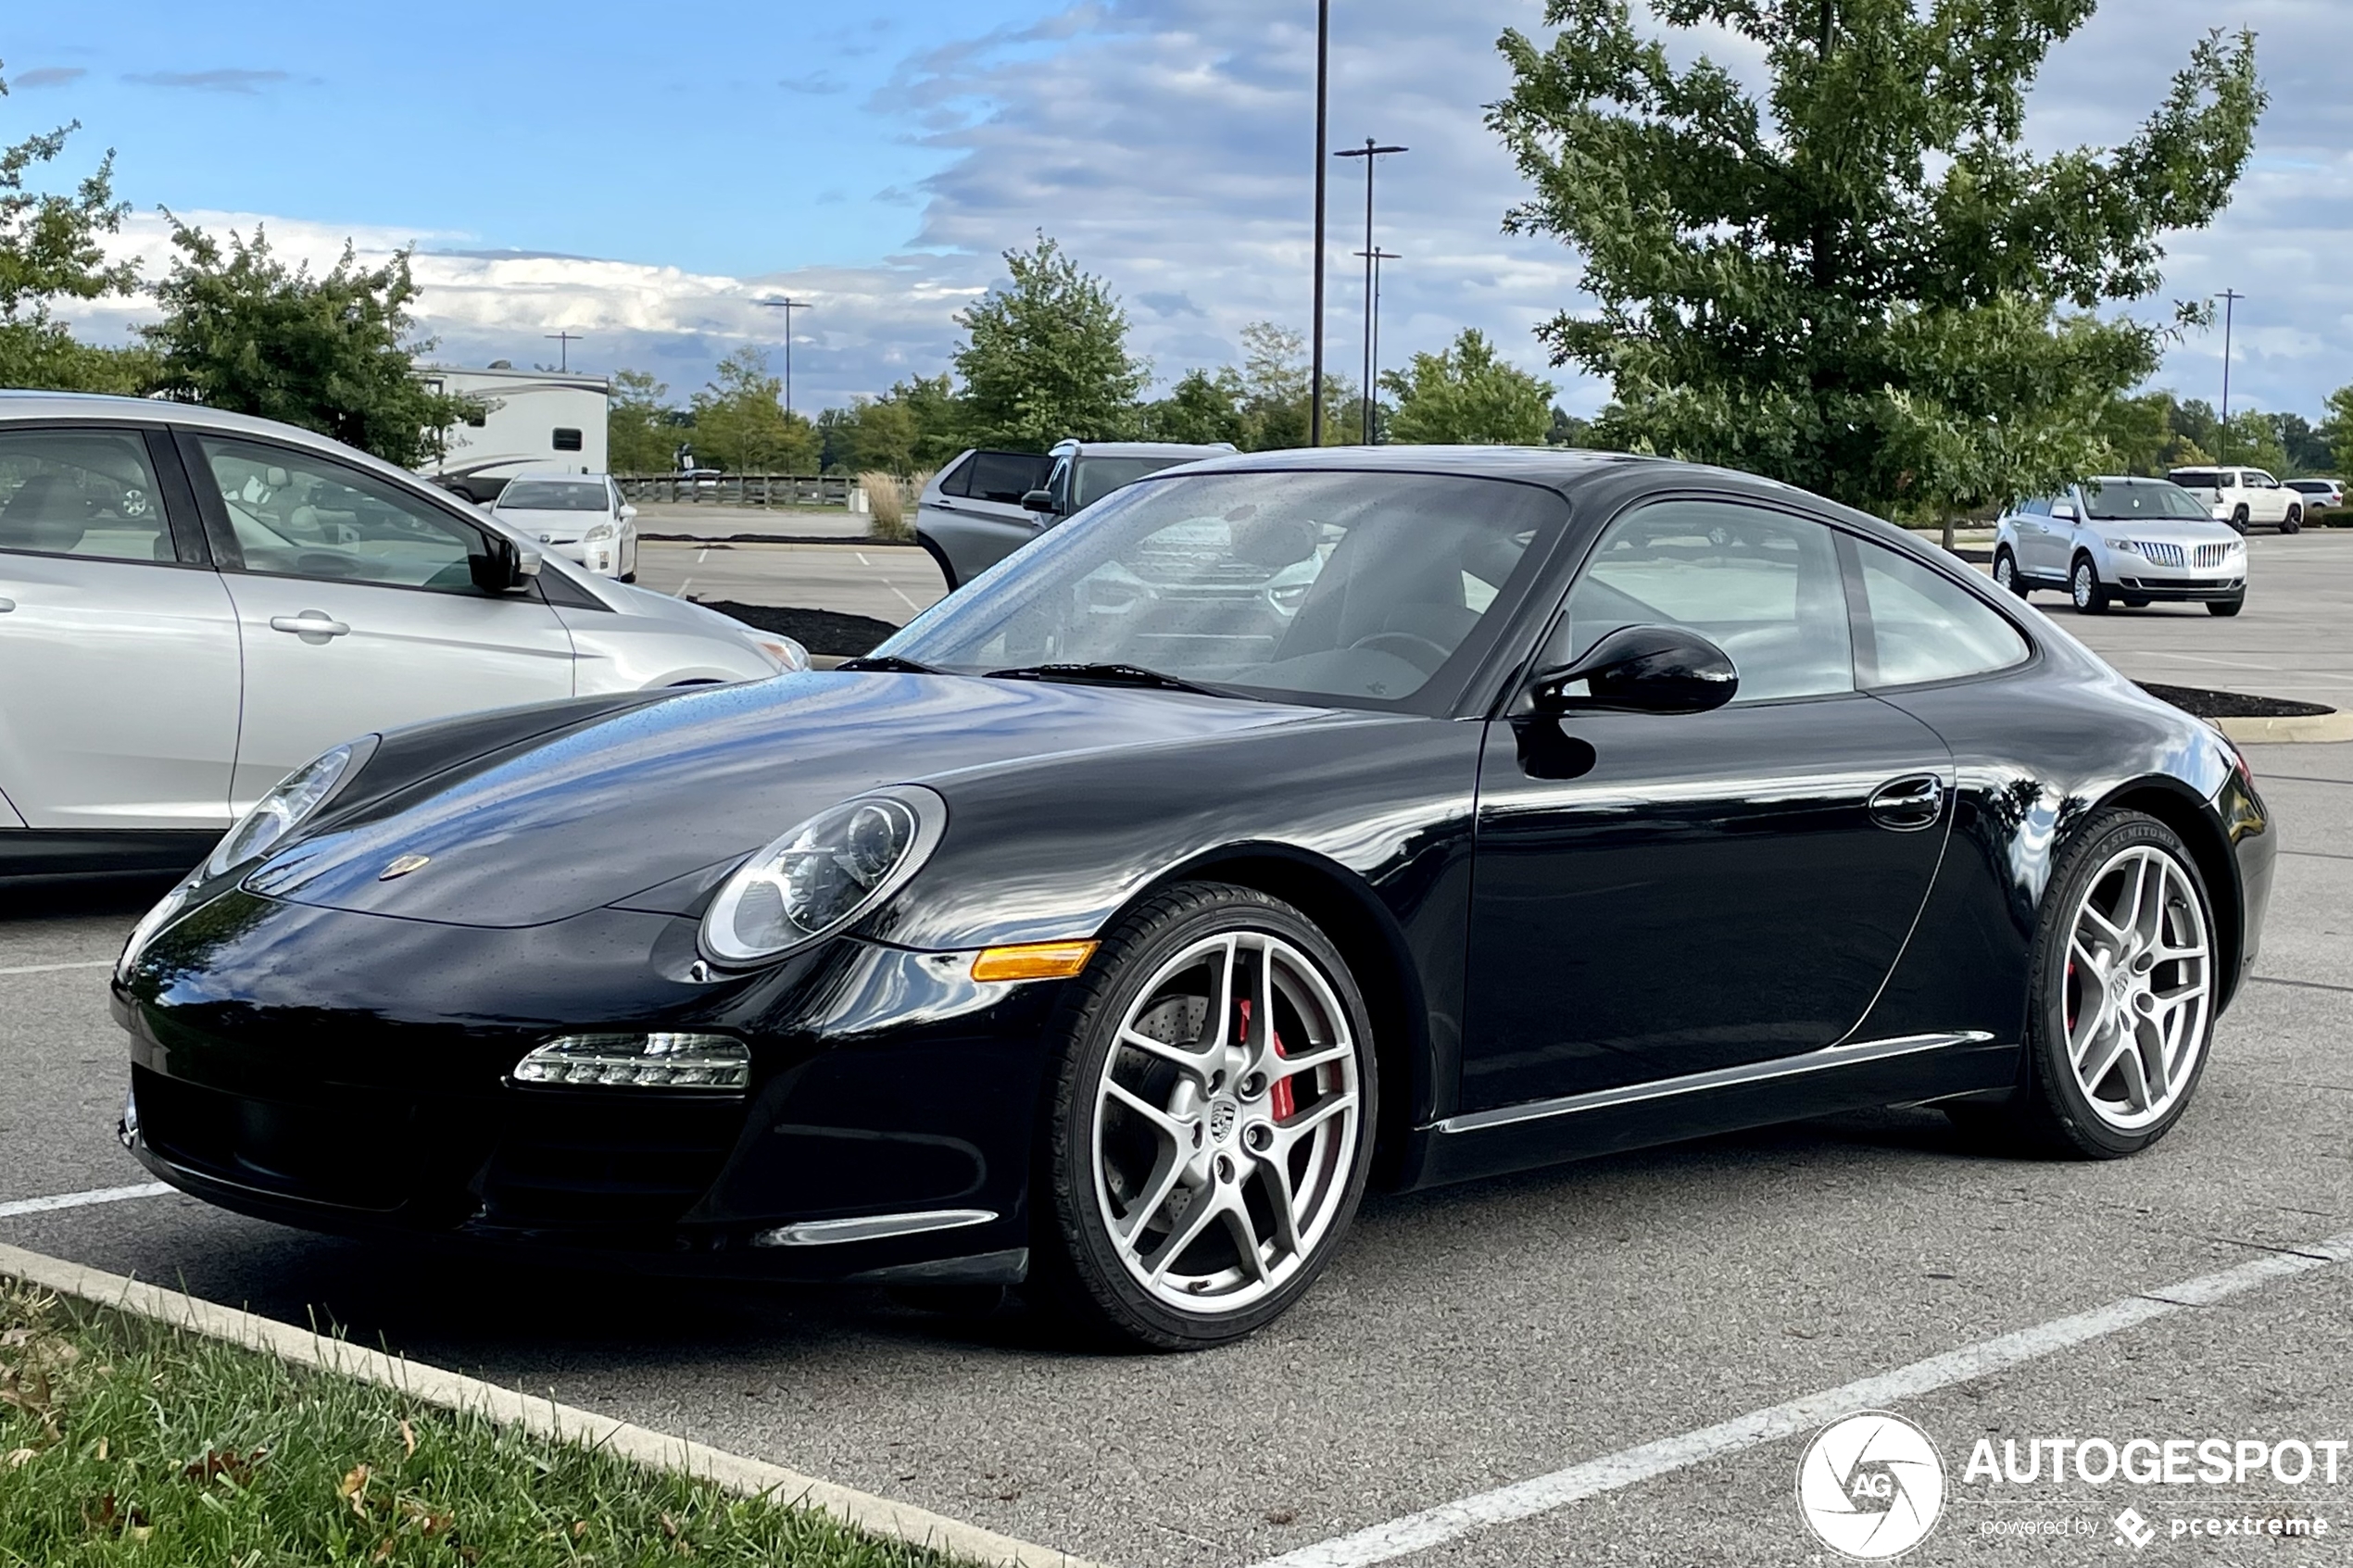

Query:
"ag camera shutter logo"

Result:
[[1795, 1411, 1945, 1559]]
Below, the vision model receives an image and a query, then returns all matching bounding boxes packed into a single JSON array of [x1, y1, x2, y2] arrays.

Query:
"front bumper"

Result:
[[541, 539, 621, 577], [2110, 569, 2245, 601], [113, 890, 1066, 1284]]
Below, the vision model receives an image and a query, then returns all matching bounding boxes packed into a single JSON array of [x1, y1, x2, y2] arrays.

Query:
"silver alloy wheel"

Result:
[[2062, 844, 2211, 1132], [1994, 553, 2015, 590], [1090, 929, 1362, 1313], [2071, 559, 2095, 608]]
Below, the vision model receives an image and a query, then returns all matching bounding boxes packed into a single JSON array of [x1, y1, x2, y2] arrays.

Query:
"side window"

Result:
[[193, 436, 486, 594], [2016, 495, 2049, 518], [937, 453, 975, 498], [1560, 499, 1853, 703], [552, 428, 584, 453], [0, 429, 177, 564], [1850, 538, 2031, 688], [967, 450, 1052, 506]]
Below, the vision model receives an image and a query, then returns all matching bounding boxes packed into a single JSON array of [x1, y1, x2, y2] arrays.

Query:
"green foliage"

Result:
[[0, 61, 151, 395], [1491, 1, 2265, 521], [140, 221, 477, 468], [0, 1283, 961, 1568], [1547, 407, 1596, 447], [1380, 328, 1555, 445], [1139, 366, 1247, 445], [689, 346, 820, 472], [2322, 385, 2353, 477], [607, 368, 689, 474], [954, 234, 1147, 448]]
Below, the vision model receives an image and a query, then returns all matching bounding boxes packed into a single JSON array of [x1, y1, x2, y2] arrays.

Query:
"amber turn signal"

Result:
[[971, 940, 1099, 982]]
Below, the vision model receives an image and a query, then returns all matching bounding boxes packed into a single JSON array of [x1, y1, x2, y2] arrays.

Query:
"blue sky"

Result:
[[13, 1, 2353, 426]]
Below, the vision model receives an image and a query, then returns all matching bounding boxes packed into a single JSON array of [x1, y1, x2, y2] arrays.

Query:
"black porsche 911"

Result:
[[112, 447, 2273, 1350]]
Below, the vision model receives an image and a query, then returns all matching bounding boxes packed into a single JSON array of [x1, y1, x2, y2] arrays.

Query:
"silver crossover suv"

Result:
[[1993, 477, 2248, 617], [0, 395, 804, 880]]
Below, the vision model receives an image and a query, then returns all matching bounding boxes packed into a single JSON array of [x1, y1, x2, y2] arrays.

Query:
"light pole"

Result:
[[1335, 138, 1406, 444], [1356, 247, 1399, 442], [1308, 0, 1330, 447], [758, 297, 814, 418], [2217, 287, 2244, 464]]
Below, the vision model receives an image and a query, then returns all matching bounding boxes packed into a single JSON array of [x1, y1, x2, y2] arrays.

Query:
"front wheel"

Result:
[[2284, 506, 2302, 534], [2070, 556, 2110, 614], [2231, 506, 2250, 533], [1031, 884, 1376, 1350], [1951, 809, 2218, 1159], [2208, 595, 2245, 618]]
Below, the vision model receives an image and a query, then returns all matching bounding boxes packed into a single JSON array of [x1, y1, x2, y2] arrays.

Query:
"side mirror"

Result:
[[619, 503, 637, 521], [1020, 488, 1059, 516], [1528, 624, 1737, 716], [2049, 502, 2078, 521], [469, 535, 542, 595]]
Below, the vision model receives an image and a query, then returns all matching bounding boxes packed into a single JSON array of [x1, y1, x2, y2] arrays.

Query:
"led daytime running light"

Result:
[[512, 1033, 749, 1090]]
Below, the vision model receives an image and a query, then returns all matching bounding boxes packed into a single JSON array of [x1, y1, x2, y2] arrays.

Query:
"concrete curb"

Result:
[[2214, 710, 2353, 745], [0, 1241, 1097, 1568]]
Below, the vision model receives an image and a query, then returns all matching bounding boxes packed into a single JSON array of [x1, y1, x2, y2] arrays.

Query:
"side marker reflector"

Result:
[[971, 940, 1098, 982]]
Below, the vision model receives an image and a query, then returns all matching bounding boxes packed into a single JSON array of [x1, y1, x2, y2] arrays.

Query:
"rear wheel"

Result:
[[2284, 506, 2303, 534], [2208, 595, 2245, 618], [2070, 555, 2110, 614], [1948, 809, 2217, 1159], [1030, 884, 1377, 1350], [1992, 548, 2028, 597]]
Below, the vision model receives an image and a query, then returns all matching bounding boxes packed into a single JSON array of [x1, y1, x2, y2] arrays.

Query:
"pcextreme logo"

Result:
[[1795, 1411, 1947, 1560]]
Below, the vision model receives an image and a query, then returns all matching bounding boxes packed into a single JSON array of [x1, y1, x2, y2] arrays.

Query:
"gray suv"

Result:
[[914, 438, 1235, 589]]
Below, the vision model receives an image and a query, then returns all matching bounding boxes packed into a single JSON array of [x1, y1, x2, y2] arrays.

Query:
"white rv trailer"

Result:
[[416, 363, 609, 502]]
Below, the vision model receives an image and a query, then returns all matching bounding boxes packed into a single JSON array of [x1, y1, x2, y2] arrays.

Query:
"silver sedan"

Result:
[[1993, 477, 2249, 617], [0, 395, 804, 879]]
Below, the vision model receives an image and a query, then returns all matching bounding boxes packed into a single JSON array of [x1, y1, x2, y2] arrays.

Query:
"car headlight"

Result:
[[119, 738, 375, 979], [738, 629, 809, 672], [584, 521, 614, 542], [700, 786, 947, 964], [2099, 534, 2140, 553]]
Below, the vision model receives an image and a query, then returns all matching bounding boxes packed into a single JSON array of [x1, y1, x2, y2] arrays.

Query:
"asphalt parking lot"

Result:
[[5, 532, 2352, 1566]]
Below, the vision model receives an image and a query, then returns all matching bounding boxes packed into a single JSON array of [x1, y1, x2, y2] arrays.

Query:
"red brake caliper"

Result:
[[1239, 998, 1295, 1120]]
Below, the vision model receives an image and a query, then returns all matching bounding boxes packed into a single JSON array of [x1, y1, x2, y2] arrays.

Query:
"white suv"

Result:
[[1994, 477, 2248, 617], [2166, 466, 2304, 533]]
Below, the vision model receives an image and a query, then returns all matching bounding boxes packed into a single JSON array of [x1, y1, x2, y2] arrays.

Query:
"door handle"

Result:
[[270, 611, 350, 637], [1868, 773, 1946, 832]]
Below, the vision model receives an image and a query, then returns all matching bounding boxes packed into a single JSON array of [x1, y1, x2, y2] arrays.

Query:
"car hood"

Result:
[[243, 673, 1317, 929], [496, 508, 610, 541]]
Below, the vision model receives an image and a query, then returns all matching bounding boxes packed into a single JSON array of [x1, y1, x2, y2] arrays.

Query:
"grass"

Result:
[[0, 1283, 963, 1568]]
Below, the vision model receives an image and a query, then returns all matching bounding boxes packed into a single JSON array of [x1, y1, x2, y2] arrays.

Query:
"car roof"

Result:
[[0, 391, 448, 495], [1051, 440, 1239, 458], [499, 469, 610, 485]]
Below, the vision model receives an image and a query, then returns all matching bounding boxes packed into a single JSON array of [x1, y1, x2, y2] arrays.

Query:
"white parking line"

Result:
[[0, 1183, 172, 1222], [1253, 1229, 2353, 1568], [0, 959, 114, 976]]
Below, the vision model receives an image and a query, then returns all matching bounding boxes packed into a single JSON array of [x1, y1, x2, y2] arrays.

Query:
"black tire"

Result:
[[2284, 506, 2302, 534], [1028, 882, 1378, 1351], [2208, 596, 2245, 618], [1947, 809, 2218, 1160], [2121, 596, 2150, 609], [619, 571, 637, 583], [1992, 548, 2029, 598], [2070, 554, 2110, 614], [2231, 506, 2250, 533]]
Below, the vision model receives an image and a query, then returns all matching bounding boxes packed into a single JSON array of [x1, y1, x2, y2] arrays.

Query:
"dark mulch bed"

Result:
[[2136, 681, 2334, 720], [694, 599, 900, 657]]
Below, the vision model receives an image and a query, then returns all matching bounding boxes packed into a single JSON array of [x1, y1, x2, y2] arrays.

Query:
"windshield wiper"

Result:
[[837, 654, 942, 674], [983, 661, 1235, 697]]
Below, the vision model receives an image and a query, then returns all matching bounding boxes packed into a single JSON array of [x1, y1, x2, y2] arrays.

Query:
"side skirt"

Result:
[[1416, 1032, 2019, 1187], [0, 829, 216, 884]]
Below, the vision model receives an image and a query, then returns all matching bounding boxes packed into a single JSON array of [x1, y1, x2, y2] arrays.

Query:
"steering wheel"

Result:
[[1347, 630, 1451, 674]]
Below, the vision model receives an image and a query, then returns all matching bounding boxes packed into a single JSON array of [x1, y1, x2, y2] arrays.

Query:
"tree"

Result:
[[1139, 367, 1247, 445], [1491, 2, 2264, 533], [2320, 386, 2353, 476], [0, 61, 151, 393], [608, 369, 686, 473], [1226, 321, 1357, 450], [953, 234, 1147, 448], [2210, 408, 2288, 475], [142, 221, 476, 467], [688, 346, 818, 472], [1381, 329, 1556, 445]]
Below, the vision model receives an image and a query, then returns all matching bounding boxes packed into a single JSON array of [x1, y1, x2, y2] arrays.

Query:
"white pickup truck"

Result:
[[2166, 466, 2305, 533]]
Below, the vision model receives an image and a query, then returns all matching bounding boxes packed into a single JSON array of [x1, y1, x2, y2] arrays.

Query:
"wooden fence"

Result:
[[616, 473, 855, 508]]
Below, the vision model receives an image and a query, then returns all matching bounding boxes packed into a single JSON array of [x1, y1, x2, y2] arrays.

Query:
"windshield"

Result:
[[498, 479, 610, 512], [2082, 480, 2211, 521], [880, 470, 1565, 710], [1073, 456, 1189, 511]]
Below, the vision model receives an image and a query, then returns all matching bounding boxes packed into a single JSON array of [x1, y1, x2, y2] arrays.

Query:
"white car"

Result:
[[1993, 477, 2248, 617], [2166, 465, 2304, 533], [492, 470, 638, 580], [0, 395, 805, 880]]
